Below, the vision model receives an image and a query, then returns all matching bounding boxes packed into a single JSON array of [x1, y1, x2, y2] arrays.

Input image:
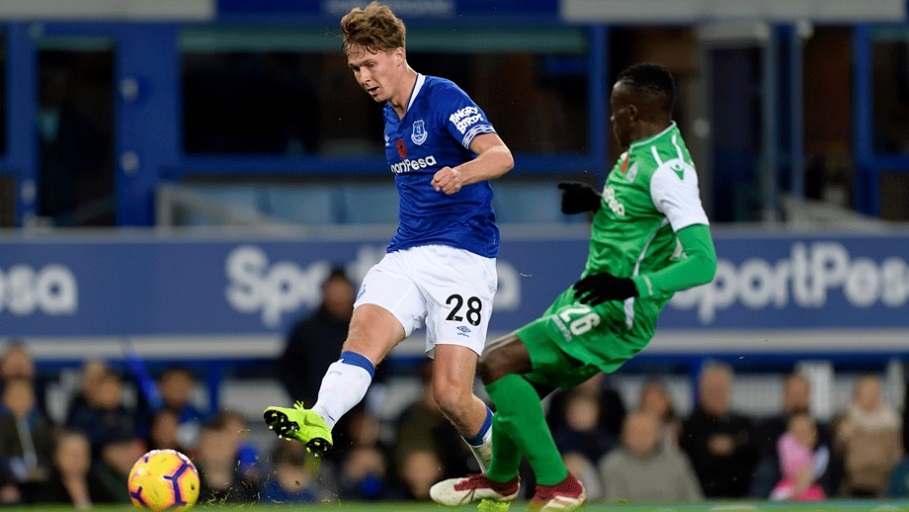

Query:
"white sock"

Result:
[[463, 406, 494, 472], [467, 425, 494, 473], [312, 352, 374, 430]]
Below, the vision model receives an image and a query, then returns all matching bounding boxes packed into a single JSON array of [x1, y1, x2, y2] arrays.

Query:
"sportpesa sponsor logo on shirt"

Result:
[[449, 106, 483, 134], [390, 155, 438, 174]]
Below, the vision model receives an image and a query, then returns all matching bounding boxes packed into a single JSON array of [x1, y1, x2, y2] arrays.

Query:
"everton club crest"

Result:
[[411, 119, 427, 145]]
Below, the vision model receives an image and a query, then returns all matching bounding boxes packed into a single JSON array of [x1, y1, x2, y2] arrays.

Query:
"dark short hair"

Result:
[[616, 62, 675, 113]]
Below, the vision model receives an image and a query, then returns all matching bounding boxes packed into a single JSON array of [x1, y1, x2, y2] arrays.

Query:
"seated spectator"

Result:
[[64, 360, 109, 421], [34, 430, 93, 509], [750, 372, 834, 498], [157, 367, 207, 451], [213, 410, 262, 485], [394, 448, 443, 501], [195, 418, 258, 504], [680, 361, 759, 498], [339, 445, 390, 501], [66, 369, 138, 457], [770, 412, 828, 501], [552, 388, 615, 466], [146, 409, 187, 454], [833, 374, 903, 497], [637, 378, 682, 451], [599, 411, 702, 502], [88, 429, 145, 504], [260, 442, 325, 504], [0, 377, 54, 502], [547, 373, 627, 441], [0, 342, 47, 415]]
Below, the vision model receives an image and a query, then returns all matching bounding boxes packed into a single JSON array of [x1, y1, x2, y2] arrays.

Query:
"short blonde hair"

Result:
[[340, 1, 406, 55]]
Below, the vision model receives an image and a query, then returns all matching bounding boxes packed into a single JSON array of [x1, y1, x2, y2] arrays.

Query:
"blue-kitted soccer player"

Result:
[[264, 0, 514, 473]]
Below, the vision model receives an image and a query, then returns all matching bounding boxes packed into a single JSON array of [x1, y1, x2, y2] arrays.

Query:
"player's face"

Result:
[[609, 81, 635, 148], [347, 44, 403, 103]]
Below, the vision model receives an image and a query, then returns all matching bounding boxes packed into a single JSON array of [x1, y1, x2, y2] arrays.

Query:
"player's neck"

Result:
[[389, 67, 418, 119], [630, 119, 672, 146]]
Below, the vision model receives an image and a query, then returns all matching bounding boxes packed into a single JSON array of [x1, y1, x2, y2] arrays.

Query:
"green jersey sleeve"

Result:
[[631, 224, 717, 298]]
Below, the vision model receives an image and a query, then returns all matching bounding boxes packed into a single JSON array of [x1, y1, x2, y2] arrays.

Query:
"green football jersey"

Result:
[[586, 121, 709, 340]]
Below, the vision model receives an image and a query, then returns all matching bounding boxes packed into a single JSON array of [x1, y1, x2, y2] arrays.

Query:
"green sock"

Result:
[[484, 374, 568, 485], [486, 413, 522, 482]]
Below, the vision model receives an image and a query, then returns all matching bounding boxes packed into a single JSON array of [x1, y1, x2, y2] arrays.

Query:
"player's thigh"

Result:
[[516, 291, 603, 389], [418, 245, 497, 356], [351, 251, 424, 362], [344, 304, 406, 365]]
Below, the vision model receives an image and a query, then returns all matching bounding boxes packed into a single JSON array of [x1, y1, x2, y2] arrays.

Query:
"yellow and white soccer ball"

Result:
[[128, 449, 200, 511]]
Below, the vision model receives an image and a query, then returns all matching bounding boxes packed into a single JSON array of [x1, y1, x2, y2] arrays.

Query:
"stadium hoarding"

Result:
[[1, 229, 908, 344]]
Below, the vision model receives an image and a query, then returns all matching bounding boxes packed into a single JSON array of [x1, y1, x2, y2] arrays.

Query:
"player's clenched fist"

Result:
[[432, 166, 464, 194]]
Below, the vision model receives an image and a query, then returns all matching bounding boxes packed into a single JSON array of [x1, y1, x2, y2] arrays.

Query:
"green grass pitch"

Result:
[[23, 500, 909, 511]]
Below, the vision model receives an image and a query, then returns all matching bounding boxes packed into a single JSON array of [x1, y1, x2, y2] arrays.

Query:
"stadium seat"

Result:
[[339, 182, 400, 224], [262, 184, 340, 225]]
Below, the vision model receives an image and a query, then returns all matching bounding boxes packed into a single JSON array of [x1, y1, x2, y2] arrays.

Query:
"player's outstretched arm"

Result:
[[631, 224, 717, 298]]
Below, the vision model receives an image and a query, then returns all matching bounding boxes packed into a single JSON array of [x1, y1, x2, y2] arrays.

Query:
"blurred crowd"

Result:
[[2, 272, 909, 507]]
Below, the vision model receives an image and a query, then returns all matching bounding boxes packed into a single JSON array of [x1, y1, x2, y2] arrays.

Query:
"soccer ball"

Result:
[[128, 449, 200, 511]]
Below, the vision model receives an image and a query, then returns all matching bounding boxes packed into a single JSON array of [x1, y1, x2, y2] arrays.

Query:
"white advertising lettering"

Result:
[[448, 106, 481, 134], [225, 244, 520, 327], [670, 242, 909, 324], [0, 264, 78, 316], [389, 155, 437, 174]]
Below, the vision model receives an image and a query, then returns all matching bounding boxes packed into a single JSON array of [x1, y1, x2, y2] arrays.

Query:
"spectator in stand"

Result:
[[195, 417, 259, 504], [146, 409, 186, 454], [546, 373, 627, 442], [552, 388, 616, 467], [770, 412, 828, 501], [680, 361, 759, 498], [35, 430, 94, 508], [88, 429, 145, 504], [64, 359, 109, 422], [599, 410, 702, 502], [339, 444, 390, 501], [0, 377, 54, 502], [832, 374, 903, 497], [636, 378, 682, 451], [214, 410, 263, 485], [0, 342, 46, 414], [66, 369, 138, 457], [394, 448, 444, 501], [750, 372, 834, 497], [157, 366, 207, 451], [260, 442, 328, 504]]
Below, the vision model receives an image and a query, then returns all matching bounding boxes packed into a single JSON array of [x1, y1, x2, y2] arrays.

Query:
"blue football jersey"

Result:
[[383, 74, 500, 258]]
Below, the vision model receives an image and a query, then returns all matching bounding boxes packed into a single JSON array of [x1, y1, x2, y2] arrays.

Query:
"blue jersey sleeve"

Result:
[[434, 82, 497, 150]]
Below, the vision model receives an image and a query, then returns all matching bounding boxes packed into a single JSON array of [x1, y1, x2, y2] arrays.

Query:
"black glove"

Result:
[[557, 181, 602, 215], [572, 272, 638, 306]]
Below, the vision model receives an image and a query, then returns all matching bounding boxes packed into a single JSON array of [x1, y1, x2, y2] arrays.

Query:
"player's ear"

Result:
[[627, 103, 639, 122]]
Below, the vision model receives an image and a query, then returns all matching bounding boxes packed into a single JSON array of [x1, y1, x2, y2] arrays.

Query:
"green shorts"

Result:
[[515, 288, 650, 390]]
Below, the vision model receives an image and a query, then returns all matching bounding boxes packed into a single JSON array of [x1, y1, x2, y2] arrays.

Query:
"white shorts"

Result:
[[354, 245, 497, 356]]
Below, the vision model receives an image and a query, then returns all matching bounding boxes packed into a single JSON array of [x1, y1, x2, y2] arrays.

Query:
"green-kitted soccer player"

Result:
[[430, 62, 718, 512]]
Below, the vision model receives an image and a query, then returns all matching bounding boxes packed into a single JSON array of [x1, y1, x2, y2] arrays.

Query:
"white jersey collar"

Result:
[[629, 121, 677, 150], [406, 73, 426, 113]]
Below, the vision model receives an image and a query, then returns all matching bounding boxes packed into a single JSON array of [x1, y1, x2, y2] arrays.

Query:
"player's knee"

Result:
[[432, 385, 471, 419], [478, 352, 506, 385]]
